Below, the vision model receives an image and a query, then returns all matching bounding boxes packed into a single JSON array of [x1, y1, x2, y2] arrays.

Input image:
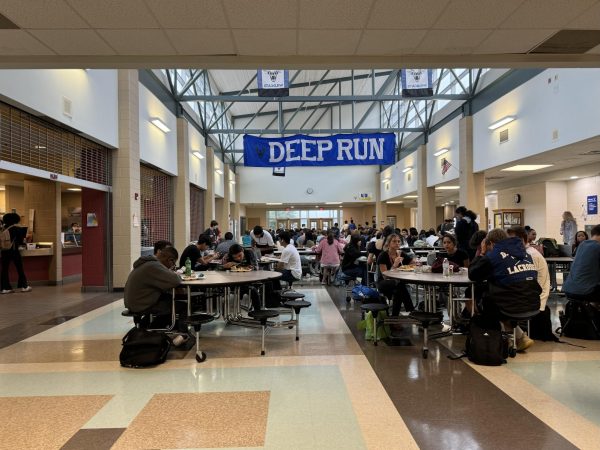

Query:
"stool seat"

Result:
[[340, 273, 357, 281], [360, 303, 388, 313], [284, 300, 311, 309], [249, 309, 280, 321], [498, 309, 540, 321], [281, 290, 305, 300], [185, 313, 215, 327], [409, 311, 443, 324]]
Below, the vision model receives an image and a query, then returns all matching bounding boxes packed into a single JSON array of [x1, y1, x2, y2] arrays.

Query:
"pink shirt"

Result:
[[315, 239, 345, 266]]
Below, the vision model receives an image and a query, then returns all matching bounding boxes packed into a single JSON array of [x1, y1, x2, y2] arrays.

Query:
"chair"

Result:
[[498, 309, 540, 357], [360, 303, 389, 346], [282, 291, 312, 341], [185, 313, 215, 362], [248, 309, 280, 355], [409, 311, 444, 358], [339, 271, 358, 303], [320, 264, 339, 285]]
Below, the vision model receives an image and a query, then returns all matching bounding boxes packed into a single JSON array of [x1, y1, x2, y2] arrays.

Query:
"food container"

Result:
[[26, 243, 36, 250]]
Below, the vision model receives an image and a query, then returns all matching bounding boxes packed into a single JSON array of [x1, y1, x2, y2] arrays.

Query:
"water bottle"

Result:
[[414, 258, 422, 274], [442, 257, 450, 278], [184, 257, 192, 276]]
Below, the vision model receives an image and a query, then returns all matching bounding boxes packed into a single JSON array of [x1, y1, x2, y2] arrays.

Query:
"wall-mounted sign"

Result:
[[86, 212, 98, 227], [587, 195, 598, 215], [243, 133, 395, 167], [354, 193, 373, 201]]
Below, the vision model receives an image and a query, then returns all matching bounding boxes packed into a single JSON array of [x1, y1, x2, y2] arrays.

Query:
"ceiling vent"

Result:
[[0, 13, 19, 29], [499, 129, 509, 144], [530, 30, 600, 54], [62, 97, 72, 118]]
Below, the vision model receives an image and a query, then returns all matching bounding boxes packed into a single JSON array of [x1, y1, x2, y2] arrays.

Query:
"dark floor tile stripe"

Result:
[[60, 428, 125, 450]]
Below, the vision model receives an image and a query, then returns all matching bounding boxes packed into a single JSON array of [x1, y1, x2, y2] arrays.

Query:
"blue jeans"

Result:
[[279, 269, 298, 285]]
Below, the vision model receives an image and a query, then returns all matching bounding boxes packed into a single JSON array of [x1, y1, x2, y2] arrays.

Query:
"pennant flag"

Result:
[[441, 158, 452, 175], [257, 70, 289, 97], [272, 167, 286, 177], [401, 69, 433, 97]]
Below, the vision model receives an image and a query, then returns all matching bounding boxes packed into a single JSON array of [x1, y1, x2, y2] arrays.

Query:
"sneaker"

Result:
[[516, 336, 534, 352], [21, 286, 32, 293], [171, 335, 189, 347], [1, 289, 13, 294]]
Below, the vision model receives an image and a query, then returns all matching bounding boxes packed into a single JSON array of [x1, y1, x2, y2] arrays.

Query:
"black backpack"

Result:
[[119, 327, 171, 368], [559, 301, 600, 340], [529, 306, 559, 341], [540, 238, 559, 257], [465, 316, 508, 366]]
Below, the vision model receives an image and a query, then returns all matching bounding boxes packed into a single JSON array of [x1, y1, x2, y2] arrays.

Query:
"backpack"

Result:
[[0, 225, 15, 250], [528, 306, 559, 341], [465, 316, 508, 366], [558, 301, 600, 340], [119, 327, 171, 368], [351, 285, 380, 301], [540, 238, 559, 257]]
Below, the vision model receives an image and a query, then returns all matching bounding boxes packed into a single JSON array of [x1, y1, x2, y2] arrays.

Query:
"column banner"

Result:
[[401, 69, 433, 97], [243, 133, 396, 167], [257, 69, 289, 97]]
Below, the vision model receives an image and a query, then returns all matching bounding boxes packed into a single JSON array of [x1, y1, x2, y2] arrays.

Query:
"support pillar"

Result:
[[113, 69, 141, 289], [416, 144, 436, 230], [205, 147, 215, 229], [220, 166, 231, 233], [375, 171, 386, 230], [174, 118, 191, 251], [459, 116, 485, 221], [231, 173, 241, 240]]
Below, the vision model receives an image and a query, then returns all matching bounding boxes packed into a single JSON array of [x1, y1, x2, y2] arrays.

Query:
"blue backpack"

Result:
[[351, 285, 379, 301]]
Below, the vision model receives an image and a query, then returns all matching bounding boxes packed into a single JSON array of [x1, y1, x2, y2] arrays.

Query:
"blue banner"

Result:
[[243, 133, 395, 167]]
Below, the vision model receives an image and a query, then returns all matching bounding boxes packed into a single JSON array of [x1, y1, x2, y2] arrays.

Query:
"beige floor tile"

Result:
[[0, 395, 112, 450], [112, 391, 270, 449]]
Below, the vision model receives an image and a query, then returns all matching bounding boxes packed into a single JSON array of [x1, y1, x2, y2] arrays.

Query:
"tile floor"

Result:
[[0, 281, 598, 449]]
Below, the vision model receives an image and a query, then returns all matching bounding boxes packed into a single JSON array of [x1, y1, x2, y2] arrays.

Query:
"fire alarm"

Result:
[[134, 193, 139, 200]]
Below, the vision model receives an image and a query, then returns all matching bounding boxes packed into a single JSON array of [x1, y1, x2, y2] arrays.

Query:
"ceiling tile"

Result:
[[432, 0, 526, 29], [165, 30, 235, 55], [66, 0, 159, 28], [224, 0, 297, 29], [28, 29, 115, 55], [298, 30, 361, 55], [0, 30, 54, 55], [356, 29, 427, 55], [568, 2, 600, 28], [475, 29, 557, 54], [96, 29, 176, 55], [415, 29, 491, 54], [233, 29, 296, 55], [145, 0, 228, 28], [500, 0, 598, 29], [0, 0, 88, 29], [367, 0, 450, 29], [299, 0, 374, 29]]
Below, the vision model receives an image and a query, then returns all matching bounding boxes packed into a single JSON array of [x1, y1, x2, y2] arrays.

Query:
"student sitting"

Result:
[[179, 235, 216, 271], [376, 234, 414, 315], [563, 224, 600, 302], [341, 233, 368, 285]]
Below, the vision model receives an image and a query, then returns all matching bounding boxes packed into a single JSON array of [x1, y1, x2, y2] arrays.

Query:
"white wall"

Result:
[[228, 168, 236, 203], [567, 176, 600, 230], [381, 153, 418, 200], [473, 69, 600, 172], [239, 166, 377, 204], [188, 123, 207, 189], [427, 116, 460, 187], [0, 69, 118, 148], [214, 155, 224, 198], [139, 83, 177, 175]]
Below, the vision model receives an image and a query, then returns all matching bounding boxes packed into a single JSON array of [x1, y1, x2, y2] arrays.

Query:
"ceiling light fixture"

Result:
[[381, 177, 390, 183], [325, 202, 341, 205], [570, 176, 579, 179], [386, 201, 404, 204], [67, 187, 82, 192], [433, 148, 449, 157], [404, 195, 418, 199], [266, 202, 282, 205], [215, 169, 223, 175], [501, 164, 553, 171], [230, 180, 236, 184], [150, 117, 170, 133], [491, 190, 498, 194], [192, 151, 205, 159], [402, 166, 413, 173], [435, 185, 460, 190], [488, 116, 516, 130]]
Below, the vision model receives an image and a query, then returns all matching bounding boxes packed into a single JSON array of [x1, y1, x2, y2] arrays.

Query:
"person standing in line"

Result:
[[560, 211, 577, 245], [1, 213, 31, 294], [203, 220, 219, 248]]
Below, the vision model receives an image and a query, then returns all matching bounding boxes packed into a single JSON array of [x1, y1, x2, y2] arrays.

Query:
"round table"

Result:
[[545, 256, 574, 292], [382, 269, 474, 328]]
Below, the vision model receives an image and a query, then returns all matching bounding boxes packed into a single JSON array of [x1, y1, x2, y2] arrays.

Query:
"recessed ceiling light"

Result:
[[402, 166, 413, 173], [489, 116, 516, 130], [570, 176, 579, 179], [67, 187, 82, 192], [192, 151, 204, 159], [404, 195, 418, 199], [435, 185, 460, 190], [339, 205, 343, 208], [386, 201, 404, 204], [490, 190, 498, 194], [433, 148, 449, 157], [501, 164, 553, 171], [325, 202, 341, 205], [266, 202, 282, 205], [150, 117, 170, 133]]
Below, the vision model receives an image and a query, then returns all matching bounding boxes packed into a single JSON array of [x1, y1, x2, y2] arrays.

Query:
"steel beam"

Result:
[[207, 127, 423, 134], [182, 94, 468, 102]]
